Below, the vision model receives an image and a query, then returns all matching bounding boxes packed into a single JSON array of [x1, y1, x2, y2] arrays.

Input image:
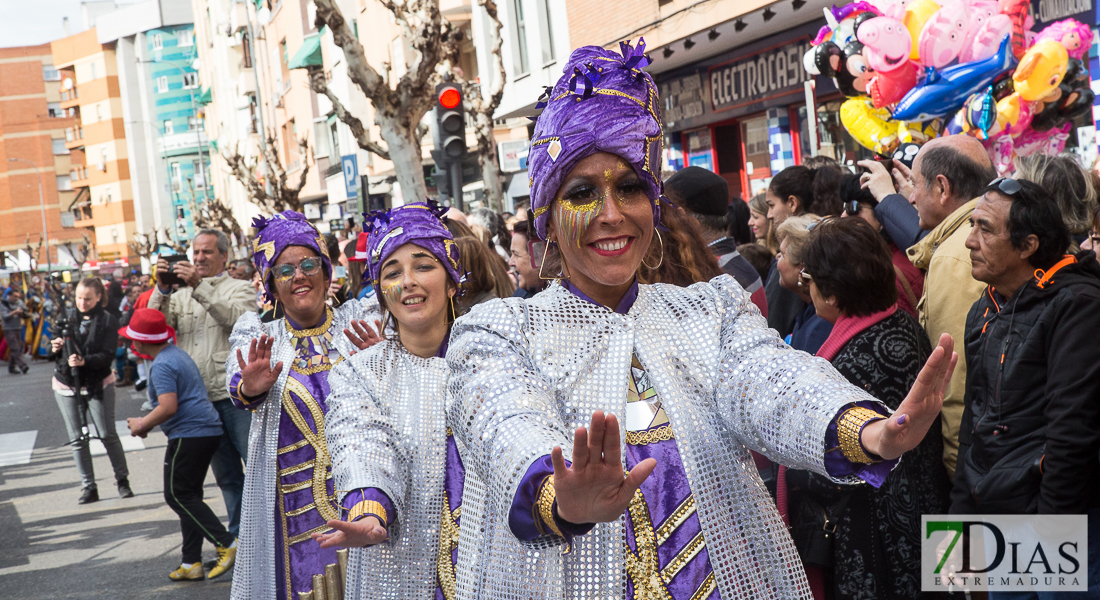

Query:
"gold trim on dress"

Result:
[[689, 572, 717, 600], [626, 424, 675, 446], [279, 460, 315, 477], [662, 531, 706, 582], [289, 523, 333, 545], [655, 495, 695, 546], [286, 501, 319, 517], [623, 489, 674, 600], [348, 500, 388, 524], [283, 377, 341, 522], [536, 474, 565, 538], [287, 307, 334, 338], [278, 438, 311, 454], [436, 491, 460, 600]]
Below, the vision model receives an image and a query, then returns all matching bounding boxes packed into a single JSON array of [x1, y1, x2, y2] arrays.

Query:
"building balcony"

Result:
[[230, 2, 250, 33], [60, 87, 80, 109], [70, 165, 90, 185], [237, 69, 255, 97], [65, 126, 84, 150]]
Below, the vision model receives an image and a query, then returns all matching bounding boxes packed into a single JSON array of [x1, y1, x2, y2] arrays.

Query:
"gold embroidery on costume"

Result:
[[283, 378, 340, 523], [436, 491, 461, 600], [837, 406, 884, 464]]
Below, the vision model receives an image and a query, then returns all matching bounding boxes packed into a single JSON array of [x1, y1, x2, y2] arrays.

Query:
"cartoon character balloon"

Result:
[[1012, 40, 1069, 102], [858, 16, 922, 107], [891, 35, 1016, 122], [902, 0, 942, 60], [841, 97, 933, 153], [813, 40, 875, 97], [917, 0, 969, 68], [1033, 19, 1092, 60]]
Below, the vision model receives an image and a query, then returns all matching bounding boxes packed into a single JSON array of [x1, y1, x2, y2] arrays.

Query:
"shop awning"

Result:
[[288, 28, 325, 70], [196, 87, 212, 105]]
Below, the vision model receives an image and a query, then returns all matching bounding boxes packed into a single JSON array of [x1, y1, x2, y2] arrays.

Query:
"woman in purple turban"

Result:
[[446, 41, 958, 600], [225, 211, 380, 600], [314, 201, 467, 600]]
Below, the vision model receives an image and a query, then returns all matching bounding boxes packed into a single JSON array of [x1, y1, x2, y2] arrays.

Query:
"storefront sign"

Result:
[[709, 39, 813, 113], [660, 73, 705, 126], [498, 139, 529, 173], [1029, 0, 1092, 27]]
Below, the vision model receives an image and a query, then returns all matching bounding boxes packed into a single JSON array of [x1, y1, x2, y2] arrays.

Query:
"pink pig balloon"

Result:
[[959, 14, 1013, 63], [858, 17, 913, 72], [917, 0, 970, 68]]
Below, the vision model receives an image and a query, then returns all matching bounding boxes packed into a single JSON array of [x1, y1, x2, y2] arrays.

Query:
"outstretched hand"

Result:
[[552, 411, 657, 525], [344, 319, 384, 351], [236, 335, 284, 398], [861, 333, 958, 460], [312, 516, 388, 548]]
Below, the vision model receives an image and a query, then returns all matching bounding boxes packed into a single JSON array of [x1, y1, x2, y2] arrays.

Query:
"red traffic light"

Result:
[[438, 87, 462, 109]]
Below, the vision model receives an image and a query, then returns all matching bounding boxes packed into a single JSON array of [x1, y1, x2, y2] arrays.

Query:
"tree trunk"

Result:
[[378, 115, 427, 204], [474, 111, 504, 212]]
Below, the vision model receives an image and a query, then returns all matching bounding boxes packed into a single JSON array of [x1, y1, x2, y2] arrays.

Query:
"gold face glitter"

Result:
[[381, 281, 403, 309]]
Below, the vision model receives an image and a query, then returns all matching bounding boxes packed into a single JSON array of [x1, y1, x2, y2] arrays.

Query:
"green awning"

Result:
[[288, 27, 326, 70], [209, 139, 218, 153], [196, 87, 212, 105]]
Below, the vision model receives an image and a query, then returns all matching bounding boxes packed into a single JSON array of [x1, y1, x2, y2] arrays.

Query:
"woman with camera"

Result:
[[49, 277, 133, 504]]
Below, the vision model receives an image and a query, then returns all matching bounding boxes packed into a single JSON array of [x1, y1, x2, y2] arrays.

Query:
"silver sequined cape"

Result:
[[326, 338, 452, 600], [225, 298, 379, 600], [446, 276, 890, 600]]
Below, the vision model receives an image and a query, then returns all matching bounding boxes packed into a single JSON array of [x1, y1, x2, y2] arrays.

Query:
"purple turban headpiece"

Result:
[[528, 39, 664, 240], [250, 211, 331, 303], [363, 201, 463, 288]]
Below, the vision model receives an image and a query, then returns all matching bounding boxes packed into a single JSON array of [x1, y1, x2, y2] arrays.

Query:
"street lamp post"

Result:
[[7, 158, 50, 275]]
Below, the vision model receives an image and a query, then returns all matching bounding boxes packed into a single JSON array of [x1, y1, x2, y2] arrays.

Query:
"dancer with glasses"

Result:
[[316, 202, 466, 600], [446, 40, 959, 600], [225, 211, 379, 600]]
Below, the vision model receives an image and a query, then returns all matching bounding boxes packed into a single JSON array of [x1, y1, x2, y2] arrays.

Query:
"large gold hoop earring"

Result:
[[538, 241, 571, 281], [641, 228, 664, 270], [449, 294, 457, 322]]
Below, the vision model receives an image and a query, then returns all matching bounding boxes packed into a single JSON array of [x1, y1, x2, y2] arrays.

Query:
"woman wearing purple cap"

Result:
[[224, 211, 380, 600], [315, 202, 467, 600], [446, 41, 958, 600]]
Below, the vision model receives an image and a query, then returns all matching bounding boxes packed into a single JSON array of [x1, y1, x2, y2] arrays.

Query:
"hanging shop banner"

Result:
[[709, 39, 814, 113], [1027, 0, 1093, 28]]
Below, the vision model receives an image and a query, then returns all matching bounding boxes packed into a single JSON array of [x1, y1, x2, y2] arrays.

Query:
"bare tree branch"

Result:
[[457, 0, 507, 211], [223, 131, 312, 214], [308, 70, 391, 160]]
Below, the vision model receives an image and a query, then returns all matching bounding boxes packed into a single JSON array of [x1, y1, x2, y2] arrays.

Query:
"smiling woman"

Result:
[[319, 202, 470, 600], [446, 39, 959, 600], [224, 211, 380, 600]]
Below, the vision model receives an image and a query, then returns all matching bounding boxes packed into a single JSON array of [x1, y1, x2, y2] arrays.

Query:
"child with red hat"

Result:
[[122, 308, 237, 581]]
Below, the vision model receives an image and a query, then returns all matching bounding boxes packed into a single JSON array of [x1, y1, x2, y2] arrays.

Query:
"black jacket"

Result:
[[951, 252, 1100, 515], [48, 305, 119, 392]]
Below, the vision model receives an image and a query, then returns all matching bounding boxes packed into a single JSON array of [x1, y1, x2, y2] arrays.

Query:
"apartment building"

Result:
[[0, 44, 86, 270], [51, 28, 136, 267], [95, 0, 209, 247]]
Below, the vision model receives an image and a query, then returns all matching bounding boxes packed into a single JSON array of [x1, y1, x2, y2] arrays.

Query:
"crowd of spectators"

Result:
[[4, 134, 1100, 595]]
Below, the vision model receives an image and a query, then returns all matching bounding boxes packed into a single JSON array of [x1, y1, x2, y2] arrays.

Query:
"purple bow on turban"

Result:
[[527, 38, 664, 241], [250, 211, 332, 303], [363, 201, 463, 288]]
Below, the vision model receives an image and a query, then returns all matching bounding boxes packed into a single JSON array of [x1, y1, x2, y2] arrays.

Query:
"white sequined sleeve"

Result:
[[447, 298, 573, 546], [703, 274, 887, 483], [326, 350, 410, 531]]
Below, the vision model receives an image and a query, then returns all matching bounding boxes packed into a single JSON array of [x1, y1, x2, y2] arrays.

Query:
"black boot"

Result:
[[78, 486, 99, 504], [117, 479, 134, 499]]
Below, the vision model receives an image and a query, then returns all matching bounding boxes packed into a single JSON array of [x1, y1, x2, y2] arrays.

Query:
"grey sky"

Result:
[[0, 0, 93, 48]]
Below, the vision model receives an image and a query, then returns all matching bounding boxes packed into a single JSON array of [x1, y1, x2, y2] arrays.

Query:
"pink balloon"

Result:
[[959, 15, 1013, 63], [858, 17, 912, 73], [918, 1, 970, 68]]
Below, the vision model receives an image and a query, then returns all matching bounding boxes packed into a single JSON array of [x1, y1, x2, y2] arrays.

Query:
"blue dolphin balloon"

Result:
[[891, 36, 1017, 123]]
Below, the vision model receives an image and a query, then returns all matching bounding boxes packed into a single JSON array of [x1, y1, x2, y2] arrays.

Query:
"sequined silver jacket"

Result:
[[326, 338, 452, 600], [225, 298, 377, 600], [447, 277, 887, 600]]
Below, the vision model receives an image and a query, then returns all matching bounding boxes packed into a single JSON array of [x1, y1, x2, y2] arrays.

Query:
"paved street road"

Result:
[[0, 359, 232, 599]]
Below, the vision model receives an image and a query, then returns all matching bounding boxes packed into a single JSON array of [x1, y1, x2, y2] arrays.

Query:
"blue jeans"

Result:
[[989, 508, 1100, 600], [208, 399, 250, 538]]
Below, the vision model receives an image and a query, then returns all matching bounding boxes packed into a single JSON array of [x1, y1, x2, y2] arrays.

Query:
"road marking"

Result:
[[89, 421, 145, 455], [0, 430, 37, 466]]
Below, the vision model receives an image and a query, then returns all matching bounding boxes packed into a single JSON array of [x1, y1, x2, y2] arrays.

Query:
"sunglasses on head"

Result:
[[989, 176, 1022, 195], [843, 200, 861, 216], [273, 257, 323, 283]]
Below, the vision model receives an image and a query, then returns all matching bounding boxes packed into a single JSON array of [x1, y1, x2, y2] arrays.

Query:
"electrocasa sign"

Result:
[[709, 39, 814, 113]]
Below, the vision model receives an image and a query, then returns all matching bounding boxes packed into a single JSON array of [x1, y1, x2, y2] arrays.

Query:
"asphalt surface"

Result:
[[0, 359, 232, 599]]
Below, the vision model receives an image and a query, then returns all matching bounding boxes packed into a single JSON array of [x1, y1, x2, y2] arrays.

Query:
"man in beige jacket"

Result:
[[861, 135, 995, 479], [151, 229, 256, 538]]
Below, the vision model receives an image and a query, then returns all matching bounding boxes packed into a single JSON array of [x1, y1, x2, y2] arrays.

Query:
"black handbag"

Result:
[[790, 491, 852, 568]]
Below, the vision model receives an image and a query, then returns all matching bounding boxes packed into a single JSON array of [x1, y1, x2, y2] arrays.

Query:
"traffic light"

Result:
[[434, 83, 467, 160]]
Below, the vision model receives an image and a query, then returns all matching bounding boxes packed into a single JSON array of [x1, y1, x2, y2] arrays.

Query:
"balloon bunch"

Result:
[[948, 18, 1093, 172], [805, 0, 1088, 164]]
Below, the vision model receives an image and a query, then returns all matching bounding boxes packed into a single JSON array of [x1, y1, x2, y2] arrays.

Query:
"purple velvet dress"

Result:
[[229, 314, 343, 600], [507, 281, 897, 600]]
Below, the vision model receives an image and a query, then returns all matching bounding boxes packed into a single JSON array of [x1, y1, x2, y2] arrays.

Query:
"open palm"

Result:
[[552, 411, 657, 525], [236, 335, 283, 397]]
